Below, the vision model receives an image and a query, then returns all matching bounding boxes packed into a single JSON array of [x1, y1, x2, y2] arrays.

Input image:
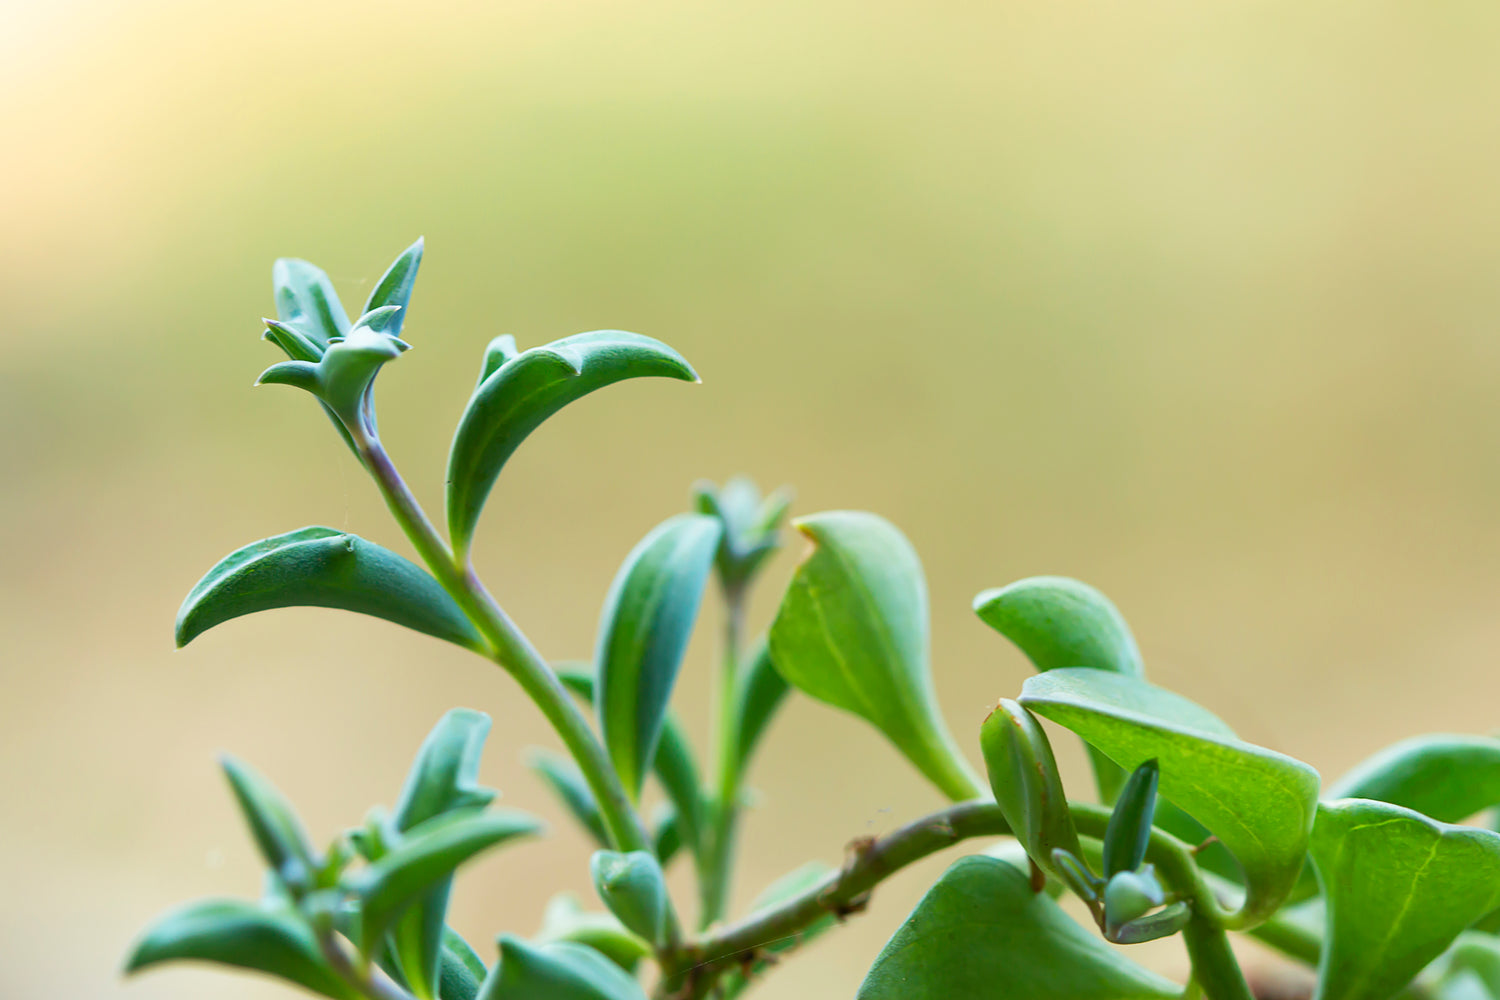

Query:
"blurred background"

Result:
[[6, 0, 1500, 996]]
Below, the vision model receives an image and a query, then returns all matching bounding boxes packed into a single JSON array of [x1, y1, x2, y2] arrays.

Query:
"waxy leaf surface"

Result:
[[221, 755, 319, 889], [857, 856, 1180, 1000], [273, 257, 350, 350], [769, 511, 983, 801], [1020, 667, 1319, 924], [176, 527, 482, 651], [362, 238, 423, 338], [1328, 735, 1500, 824], [590, 850, 668, 946], [535, 894, 650, 972], [1310, 799, 1500, 1000], [446, 331, 697, 552], [479, 936, 648, 1000]]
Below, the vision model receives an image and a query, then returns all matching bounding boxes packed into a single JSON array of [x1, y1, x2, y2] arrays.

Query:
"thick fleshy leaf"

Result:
[[732, 638, 789, 775], [124, 899, 357, 999], [768, 512, 983, 802], [1329, 735, 1500, 824], [438, 930, 488, 1000], [1310, 799, 1500, 1000], [1103, 759, 1160, 878], [446, 331, 698, 552], [535, 894, 650, 972], [479, 936, 648, 1000], [176, 527, 483, 651], [274, 257, 351, 350], [257, 323, 409, 429], [348, 810, 542, 955], [857, 856, 1180, 1000], [527, 747, 608, 847], [651, 806, 682, 867], [362, 238, 423, 338], [595, 514, 722, 800], [476, 335, 520, 387], [1020, 668, 1319, 924], [979, 699, 1081, 877], [221, 754, 319, 890], [590, 851, 668, 946], [388, 709, 498, 999]]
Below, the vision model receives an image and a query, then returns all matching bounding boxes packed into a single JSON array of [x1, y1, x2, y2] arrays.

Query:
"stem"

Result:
[[700, 584, 748, 929], [319, 932, 417, 1000], [1180, 915, 1256, 1000]]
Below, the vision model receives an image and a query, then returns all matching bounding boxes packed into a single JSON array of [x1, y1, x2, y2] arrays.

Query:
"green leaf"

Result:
[[479, 936, 648, 1000], [1329, 735, 1500, 824], [535, 894, 651, 972], [527, 747, 608, 847], [438, 929, 489, 1000], [273, 257, 351, 351], [856, 856, 1180, 1000], [769, 511, 983, 802], [220, 754, 319, 891], [590, 850, 669, 946], [979, 699, 1082, 877], [362, 238, 423, 338], [446, 331, 698, 553], [650, 805, 682, 868], [125, 898, 358, 999], [1020, 667, 1319, 925], [732, 638, 789, 775], [176, 527, 484, 651], [1103, 759, 1160, 878], [348, 810, 542, 955], [476, 335, 520, 387], [1443, 934, 1500, 1000], [1310, 799, 1500, 1000], [257, 323, 409, 429], [595, 513, 722, 800], [691, 477, 792, 588], [388, 709, 499, 999]]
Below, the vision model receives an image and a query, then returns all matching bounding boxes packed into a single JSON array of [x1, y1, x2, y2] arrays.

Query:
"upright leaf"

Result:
[[590, 851, 669, 946], [1310, 799, 1500, 1000], [979, 699, 1082, 877], [446, 332, 698, 553], [768, 512, 983, 802], [362, 238, 423, 338], [1020, 667, 1319, 925], [478, 936, 648, 1000], [732, 639, 790, 774], [595, 514, 722, 800], [273, 257, 351, 350], [1103, 759, 1160, 878], [125, 899, 358, 1000], [857, 856, 1180, 1000], [176, 527, 483, 652], [221, 754, 319, 891], [1329, 735, 1500, 823]]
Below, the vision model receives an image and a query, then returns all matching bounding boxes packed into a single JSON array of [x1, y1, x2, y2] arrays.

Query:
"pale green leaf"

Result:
[[1329, 735, 1500, 824]]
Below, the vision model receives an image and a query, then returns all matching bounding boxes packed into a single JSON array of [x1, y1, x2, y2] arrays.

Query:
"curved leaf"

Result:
[[1020, 667, 1319, 925], [856, 856, 1180, 1000], [438, 929, 489, 1000], [732, 638, 789, 775], [691, 477, 792, 589], [221, 754, 319, 890], [1329, 735, 1500, 823], [1104, 759, 1160, 878], [177, 527, 483, 651], [1310, 799, 1500, 1000], [257, 323, 409, 429], [349, 810, 542, 955], [768, 512, 983, 802], [446, 331, 698, 552], [274, 257, 351, 351], [590, 850, 669, 946], [595, 514, 722, 801], [979, 699, 1081, 877], [362, 238, 423, 338], [125, 899, 357, 999], [536, 894, 651, 972], [479, 936, 648, 1000], [527, 747, 608, 847]]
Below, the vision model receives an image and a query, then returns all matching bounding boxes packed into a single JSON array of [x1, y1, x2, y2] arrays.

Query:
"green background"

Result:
[[5, 2, 1500, 997]]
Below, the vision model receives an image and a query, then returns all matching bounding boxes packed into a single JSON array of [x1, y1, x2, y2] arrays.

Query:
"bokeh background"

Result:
[[7, 1, 1500, 996]]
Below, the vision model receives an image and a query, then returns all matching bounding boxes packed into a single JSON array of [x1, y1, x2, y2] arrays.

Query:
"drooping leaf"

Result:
[[732, 638, 789, 775], [1329, 735, 1500, 824], [535, 894, 651, 972], [220, 754, 320, 891], [446, 332, 698, 553], [362, 238, 423, 338], [1103, 759, 1160, 878], [1309, 799, 1500, 1000], [527, 747, 608, 847], [768, 512, 984, 802], [1020, 667, 1319, 925], [979, 699, 1082, 877], [478, 936, 648, 1000], [124, 899, 358, 999], [590, 851, 669, 946], [348, 810, 542, 955], [388, 709, 499, 1000], [273, 257, 351, 350], [595, 514, 722, 800], [856, 856, 1180, 1000], [176, 527, 483, 651]]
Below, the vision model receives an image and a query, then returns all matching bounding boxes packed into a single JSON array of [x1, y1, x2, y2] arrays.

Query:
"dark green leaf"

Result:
[[125, 899, 357, 999], [595, 513, 722, 800], [1103, 759, 1159, 878], [1310, 799, 1500, 1000], [768, 512, 984, 802], [590, 850, 669, 946], [733, 638, 789, 775], [438, 929, 489, 1000], [527, 747, 608, 847], [446, 331, 698, 553], [979, 699, 1082, 878], [650, 806, 682, 868], [273, 257, 351, 350], [362, 238, 423, 338], [479, 936, 648, 1000], [535, 894, 650, 972], [221, 754, 319, 890], [1329, 735, 1500, 824], [1020, 668, 1318, 925], [176, 527, 483, 651], [349, 810, 542, 955], [856, 856, 1180, 1000]]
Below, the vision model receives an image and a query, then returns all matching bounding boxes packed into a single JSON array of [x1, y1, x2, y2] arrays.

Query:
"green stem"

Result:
[[318, 931, 417, 1000], [700, 584, 748, 929]]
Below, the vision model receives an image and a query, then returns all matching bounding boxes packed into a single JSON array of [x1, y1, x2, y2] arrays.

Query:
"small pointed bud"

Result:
[[1103, 758, 1159, 878], [981, 699, 1083, 874], [590, 850, 669, 947]]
